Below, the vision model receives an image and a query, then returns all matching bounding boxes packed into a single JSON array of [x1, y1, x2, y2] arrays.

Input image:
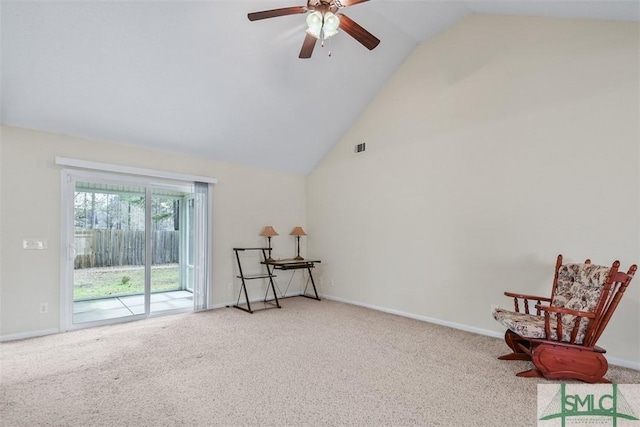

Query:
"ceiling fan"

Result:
[[248, 0, 380, 59]]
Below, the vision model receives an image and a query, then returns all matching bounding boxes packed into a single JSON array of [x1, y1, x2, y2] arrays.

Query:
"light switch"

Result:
[[23, 239, 48, 250]]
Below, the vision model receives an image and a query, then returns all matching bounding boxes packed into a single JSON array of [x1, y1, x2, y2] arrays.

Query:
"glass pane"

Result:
[[150, 189, 193, 313], [185, 197, 195, 292], [72, 182, 146, 323]]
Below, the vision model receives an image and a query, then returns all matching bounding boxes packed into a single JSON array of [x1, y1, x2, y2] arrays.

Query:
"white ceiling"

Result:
[[2, 1, 638, 174]]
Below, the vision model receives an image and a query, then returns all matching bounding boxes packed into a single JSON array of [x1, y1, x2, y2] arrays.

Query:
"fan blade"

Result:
[[248, 6, 307, 21], [299, 33, 317, 59], [337, 13, 380, 50], [337, 0, 369, 7]]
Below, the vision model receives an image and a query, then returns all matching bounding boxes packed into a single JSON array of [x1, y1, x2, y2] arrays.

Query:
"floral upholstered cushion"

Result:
[[493, 308, 546, 339], [553, 263, 611, 312], [492, 307, 584, 343], [493, 263, 611, 344]]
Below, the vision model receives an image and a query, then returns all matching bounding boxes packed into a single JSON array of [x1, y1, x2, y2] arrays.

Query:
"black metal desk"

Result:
[[262, 259, 321, 301]]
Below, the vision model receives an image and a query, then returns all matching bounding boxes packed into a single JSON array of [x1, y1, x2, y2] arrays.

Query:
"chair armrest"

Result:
[[503, 292, 552, 315], [504, 292, 552, 302], [536, 305, 596, 319], [535, 305, 596, 344]]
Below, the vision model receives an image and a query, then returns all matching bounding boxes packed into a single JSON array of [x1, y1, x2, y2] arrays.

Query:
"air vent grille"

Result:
[[355, 143, 366, 153]]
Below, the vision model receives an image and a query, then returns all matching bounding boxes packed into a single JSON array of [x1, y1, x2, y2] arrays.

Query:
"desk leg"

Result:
[[234, 281, 253, 314], [302, 266, 321, 301], [265, 264, 281, 308]]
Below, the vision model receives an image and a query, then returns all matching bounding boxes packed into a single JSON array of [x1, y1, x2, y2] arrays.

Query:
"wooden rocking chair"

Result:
[[492, 254, 636, 383]]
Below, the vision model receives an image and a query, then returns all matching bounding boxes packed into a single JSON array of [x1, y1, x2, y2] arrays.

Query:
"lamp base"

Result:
[[293, 256, 304, 261]]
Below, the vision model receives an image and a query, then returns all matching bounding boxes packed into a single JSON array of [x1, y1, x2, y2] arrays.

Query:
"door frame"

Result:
[[182, 195, 195, 292], [59, 168, 202, 332]]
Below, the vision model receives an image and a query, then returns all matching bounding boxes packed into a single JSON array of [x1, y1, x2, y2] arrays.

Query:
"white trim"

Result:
[[212, 292, 306, 311], [319, 294, 639, 370], [59, 170, 73, 332], [321, 294, 502, 338], [607, 357, 640, 371], [210, 302, 234, 310], [0, 328, 60, 342], [55, 157, 218, 184], [206, 184, 214, 309], [63, 308, 194, 332], [4, 298, 639, 371]]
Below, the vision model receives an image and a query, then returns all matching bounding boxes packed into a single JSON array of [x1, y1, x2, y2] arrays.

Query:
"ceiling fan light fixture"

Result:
[[306, 11, 323, 39], [248, 0, 379, 59], [322, 12, 340, 38]]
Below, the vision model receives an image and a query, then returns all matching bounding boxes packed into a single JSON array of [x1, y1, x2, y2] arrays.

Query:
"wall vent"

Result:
[[355, 143, 366, 153]]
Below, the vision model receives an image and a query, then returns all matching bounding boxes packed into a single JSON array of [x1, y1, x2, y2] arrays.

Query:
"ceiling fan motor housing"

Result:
[[308, 0, 340, 14]]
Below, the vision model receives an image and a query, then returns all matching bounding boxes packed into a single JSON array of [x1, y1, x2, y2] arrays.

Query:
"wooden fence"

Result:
[[74, 229, 179, 269]]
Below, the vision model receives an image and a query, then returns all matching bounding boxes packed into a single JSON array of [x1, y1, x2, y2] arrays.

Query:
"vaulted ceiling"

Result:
[[2, 1, 638, 174]]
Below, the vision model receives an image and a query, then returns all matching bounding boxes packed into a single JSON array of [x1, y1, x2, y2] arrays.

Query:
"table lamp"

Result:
[[260, 226, 279, 261], [290, 226, 307, 260]]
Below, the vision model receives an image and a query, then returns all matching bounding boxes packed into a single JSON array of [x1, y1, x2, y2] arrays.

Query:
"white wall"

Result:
[[307, 16, 640, 365], [0, 125, 307, 337]]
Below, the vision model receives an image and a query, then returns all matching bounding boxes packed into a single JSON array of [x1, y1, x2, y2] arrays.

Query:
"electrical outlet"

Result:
[[39, 303, 48, 314], [330, 279, 334, 288]]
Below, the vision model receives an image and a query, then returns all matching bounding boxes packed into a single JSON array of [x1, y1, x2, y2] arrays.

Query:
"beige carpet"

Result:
[[1, 298, 639, 426]]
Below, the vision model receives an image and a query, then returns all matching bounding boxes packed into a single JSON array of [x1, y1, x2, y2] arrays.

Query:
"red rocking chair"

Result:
[[492, 254, 636, 383]]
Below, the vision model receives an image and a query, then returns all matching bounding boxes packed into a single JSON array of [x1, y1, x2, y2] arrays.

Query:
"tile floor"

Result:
[[73, 290, 193, 323]]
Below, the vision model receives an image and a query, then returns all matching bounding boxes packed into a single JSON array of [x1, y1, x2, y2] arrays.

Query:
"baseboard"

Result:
[[608, 357, 640, 371], [209, 293, 305, 311], [5, 298, 639, 371], [320, 294, 503, 338], [319, 294, 639, 371], [208, 302, 232, 310], [0, 328, 60, 342]]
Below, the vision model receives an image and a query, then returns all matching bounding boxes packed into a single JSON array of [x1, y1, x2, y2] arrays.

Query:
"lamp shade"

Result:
[[260, 226, 279, 237], [290, 226, 307, 236], [306, 11, 322, 39], [323, 12, 340, 38]]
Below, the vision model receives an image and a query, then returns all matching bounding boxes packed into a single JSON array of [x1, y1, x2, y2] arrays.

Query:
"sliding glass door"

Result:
[[72, 182, 149, 322], [149, 189, 194, 314], [61, 170, 206, 330]]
